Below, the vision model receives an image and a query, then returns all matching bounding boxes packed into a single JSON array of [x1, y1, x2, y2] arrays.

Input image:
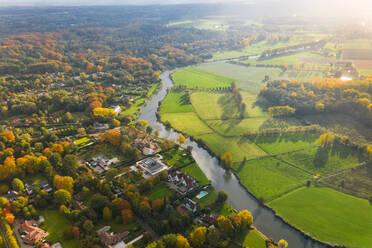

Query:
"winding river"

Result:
[[137, 60, 327, 248]]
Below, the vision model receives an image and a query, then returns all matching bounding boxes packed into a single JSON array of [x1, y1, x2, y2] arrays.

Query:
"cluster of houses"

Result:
[[2, 180, 52, 203], [97, 226, 129, 248], [86, 154, 120, 173]]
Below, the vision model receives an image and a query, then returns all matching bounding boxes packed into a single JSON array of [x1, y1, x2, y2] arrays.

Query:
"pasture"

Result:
[[278, 145, 367, 175], [242, 52, 332, 66], [161, 112, 213, 136], [269, 187, 372, 248], [159, 90, 193, 114], [232, 157, 310, 201], [169, 19, 229, 30], [171, 67, 233, 88]]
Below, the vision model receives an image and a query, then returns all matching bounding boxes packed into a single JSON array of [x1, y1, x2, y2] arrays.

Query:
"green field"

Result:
[[269, 187, 372, 248], [206, 118, 270, 136], [161, 147, 194, 168], [190, 92, 241, 120], [172, 67, 234, 88], [147, 183, 175, 200], [233, 157, 310, 201], [343, 39, 372, 50], [38, 209, 80, 248], [159, 90, 193, 114], [210, 34, 329, 61], [198, 63, 281, 92], [233, 228, 267, 248], [161, 112, 212, 136], [252, 131, 320, 154], [196, 133, 267, 162], [181, 162, 210, 186], [279, 145, 367, 175], [242, 52, 333, 66]]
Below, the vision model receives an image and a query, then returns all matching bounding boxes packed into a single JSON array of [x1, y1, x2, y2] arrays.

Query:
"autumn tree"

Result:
[[103, 206, 112, 221], [11, 178, 24, 192], [53, 175, 74, 194], [318, 132, 334, 148], [220, 152, 232, 168], [105, 129, 122, 146], [278, 239, 288, 248], [176, 235, 191, 248], [189, 226, 207, 247], [238, 210, 253, 228], [177, 134, 186, 144], [54, 189, 72, 206], [217, 215, 234, 235], [121, 209, 134, 224]]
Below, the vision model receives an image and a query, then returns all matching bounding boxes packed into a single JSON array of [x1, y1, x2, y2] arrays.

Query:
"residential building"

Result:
[[136, 156, 168, 179], [97, 226, 129, 248], [182, 198, 198, 213], [19, 220, 48, 245], [168, 170, 198, 195]]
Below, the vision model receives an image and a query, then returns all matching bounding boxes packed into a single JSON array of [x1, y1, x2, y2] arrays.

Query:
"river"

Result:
[[137, 61, 328, 248]]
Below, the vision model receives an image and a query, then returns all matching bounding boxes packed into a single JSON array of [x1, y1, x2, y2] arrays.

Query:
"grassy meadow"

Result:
[[269, 187, 372, 248], [159, 62, 372, 247]]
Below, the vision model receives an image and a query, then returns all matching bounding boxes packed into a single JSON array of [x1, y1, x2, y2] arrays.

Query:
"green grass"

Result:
[[190, 92, 241, 120], [26, 174, 47, 184], [181, 162, 210, 186], [279, 145, 367, 175], [198, 63, 281, 93], [193, 188, 218, 207], [147, 183, 175, 200], [275, 70, 325, 82], [196, 133, 267, 162], [172, 67, 234, 89], [242, 52, 333, 66], [234, 228, 267, 248], [161, 148, 194, 168], [161, 112, 213, 136], [38, 209, 80, 248], [269, 187, 372, 248], [210, 34, 330, 61], [206, 118, 270, 136], [252, 131, 320, 154], [159, 90, 193, 114], [232, 157, 310, 201], [211, 202, 235, 216]]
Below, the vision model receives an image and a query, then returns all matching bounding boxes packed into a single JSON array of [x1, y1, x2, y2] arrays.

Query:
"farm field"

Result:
[[210, 33, 329, 61], [171, 67, 233, 88], [343, 39, 372, 50], [278, 145, 367, 175], [206, 118, 270, 136], [251, 131, 320, 154], [242, 52, 333, 66], [198, 63, 281, 92], [232, 157, 311, 201], [159, 90, 193, 114], [233, 229, 268, 248], [269, 187, 372, 248], [195, 133, 267, 162], [319, 165, 372, 200], [161, 112, 212, 136]]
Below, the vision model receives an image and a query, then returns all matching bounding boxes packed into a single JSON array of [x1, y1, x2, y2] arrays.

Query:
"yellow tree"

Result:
[[176, 235, 191, 248], [217, 216, 234, 235], [318, 132, 334, 148], [103, 207, 112, 221], [189, 226, 207, 247], [177, 134, 186, 144], [238, 209, 253, 228], [278, 239, 288, 248], [105, 129, 122, 146], [220, 152, 232, 168]]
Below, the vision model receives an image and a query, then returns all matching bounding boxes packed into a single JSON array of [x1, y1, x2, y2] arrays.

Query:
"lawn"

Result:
[[190, 92, 241, 120], [211, 202, 235, 216], [38, 209, 80, 248], [171, 67, 234, 89], [232, 157, 311, 201], [233, 228, 267, 248], [278, 144, 368, 175], [159, 89, 193, 114], [181, 162, 210, 186], [161, 147, 194, 168], [192, 188, 218, 207], [198, 63, 281, 93], [74, 136, 94, 149], [196, 133, 267, 162], [146, 183, 175, 200], [269, 187, 372, 248], [252, 131, 320, 154], [161, 112, 213, 136]]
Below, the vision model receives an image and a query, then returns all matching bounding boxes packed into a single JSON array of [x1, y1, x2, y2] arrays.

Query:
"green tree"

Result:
[[54, 189, 72, 206], [83, 220, 94, 234], [103, 207, 112, 221], [11, 178, 24, 192]]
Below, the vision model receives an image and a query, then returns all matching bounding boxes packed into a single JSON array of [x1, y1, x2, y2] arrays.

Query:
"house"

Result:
[[25, 181, 53, 196], [136, 156, 168, 179], [19, 220, 48, 245], [182, 198, 198, 213], [97, 226, 129, 248], [168, 170, 198, 195], [133, 134, 161, 156], [87, 154, 119, 173], [93, 122, 110, 131]]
